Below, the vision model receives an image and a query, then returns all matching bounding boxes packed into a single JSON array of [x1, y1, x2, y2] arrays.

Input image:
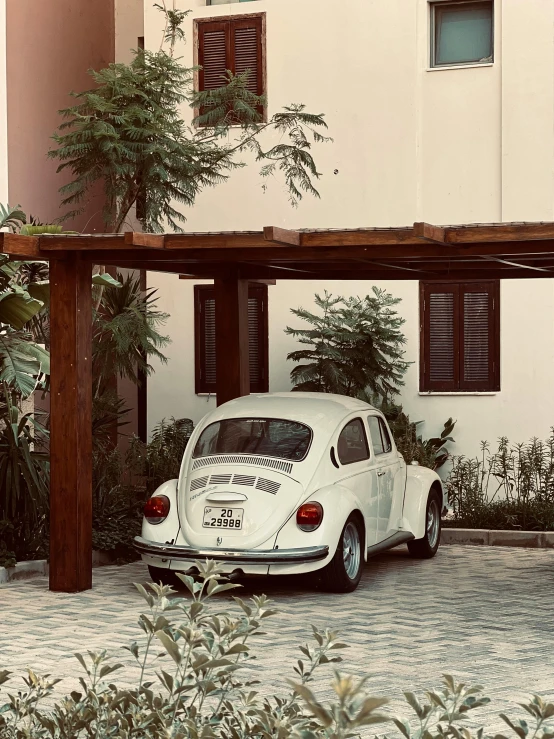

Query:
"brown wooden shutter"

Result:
[[420, 281, 499, 392], [460, 282, 499, 391], [231, 17, 263, 95], [198, 22, 229, 93], [195, 284, 268, 394]]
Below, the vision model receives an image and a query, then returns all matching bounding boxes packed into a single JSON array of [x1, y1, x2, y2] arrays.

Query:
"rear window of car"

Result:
[[192, 418, 312, 462]]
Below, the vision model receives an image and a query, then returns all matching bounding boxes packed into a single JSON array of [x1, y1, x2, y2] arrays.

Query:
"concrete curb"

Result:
[[0, 550, 116, 585], [441, 528, 554, 548]]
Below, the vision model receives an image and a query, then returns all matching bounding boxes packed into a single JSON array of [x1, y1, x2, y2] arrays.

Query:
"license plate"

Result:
[[203, 506, 244, 530]]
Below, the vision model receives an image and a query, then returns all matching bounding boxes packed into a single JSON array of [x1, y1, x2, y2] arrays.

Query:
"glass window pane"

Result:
[[435, 2, 493, 66], [193, 418, 312, 462], [337, 419, 369, 465], [378, 419, 392, 454], [367, 417, 384, 455]]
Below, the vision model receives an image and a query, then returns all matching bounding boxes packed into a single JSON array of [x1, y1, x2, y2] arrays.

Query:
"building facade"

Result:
[[149, 1, 554, 459], [0, 0, 7, 204]]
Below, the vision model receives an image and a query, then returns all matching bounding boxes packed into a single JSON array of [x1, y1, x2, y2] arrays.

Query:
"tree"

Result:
[[48, 3, 331, 233], [285, 289, 411, 404]]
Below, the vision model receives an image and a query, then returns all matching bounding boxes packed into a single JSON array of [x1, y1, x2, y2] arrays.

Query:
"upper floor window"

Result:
[[420, 281, 500, 393], [195, 14, 265, 121], [431, 1, 493, 68]]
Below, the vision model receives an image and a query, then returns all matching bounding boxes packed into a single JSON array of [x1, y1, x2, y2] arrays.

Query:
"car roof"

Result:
[[208, 392, 377, 428]]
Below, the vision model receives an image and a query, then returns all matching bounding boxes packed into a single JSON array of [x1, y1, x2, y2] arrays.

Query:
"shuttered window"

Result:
[[196, 15, 265, 119], [420, 281, 499, 392], [194, 284, 268, 394]]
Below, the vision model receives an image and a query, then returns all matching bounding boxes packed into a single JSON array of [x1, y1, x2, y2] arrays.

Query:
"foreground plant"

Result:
[[1, 562, 553, 739]]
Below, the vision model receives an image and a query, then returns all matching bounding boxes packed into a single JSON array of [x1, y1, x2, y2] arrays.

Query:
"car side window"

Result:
[[337, 418, 370, 465], [368, 416, 393, 455]]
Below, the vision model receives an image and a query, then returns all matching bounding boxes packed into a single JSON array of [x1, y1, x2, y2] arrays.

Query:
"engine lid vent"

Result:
[[255, 478, 281, 495], [192, 455, 293, 475]]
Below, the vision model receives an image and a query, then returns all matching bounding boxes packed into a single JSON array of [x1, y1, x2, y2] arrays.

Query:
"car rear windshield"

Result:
[[192, 418, 312, 462]]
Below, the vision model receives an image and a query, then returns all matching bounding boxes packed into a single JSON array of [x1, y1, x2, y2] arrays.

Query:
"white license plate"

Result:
[[203, 507, 244, 530]]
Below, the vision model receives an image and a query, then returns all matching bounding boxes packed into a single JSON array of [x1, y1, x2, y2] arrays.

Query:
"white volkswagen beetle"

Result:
[[135, 393, 445, 593]]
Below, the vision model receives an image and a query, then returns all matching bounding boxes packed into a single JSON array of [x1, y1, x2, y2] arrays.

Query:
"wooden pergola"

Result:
[[2, 219, 554, 592]]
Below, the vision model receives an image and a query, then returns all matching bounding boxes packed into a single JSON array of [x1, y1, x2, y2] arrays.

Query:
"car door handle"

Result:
[[377, 471, 386, 477]]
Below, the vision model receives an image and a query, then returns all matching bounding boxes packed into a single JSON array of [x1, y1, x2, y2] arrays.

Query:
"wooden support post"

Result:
[[214, 277, 250, 406], [49, 254, 93, 592]]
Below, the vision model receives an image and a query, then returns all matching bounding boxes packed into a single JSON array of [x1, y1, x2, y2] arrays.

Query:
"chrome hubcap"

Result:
[[343, 522, 361, 580], [427, 499, 440, 548]]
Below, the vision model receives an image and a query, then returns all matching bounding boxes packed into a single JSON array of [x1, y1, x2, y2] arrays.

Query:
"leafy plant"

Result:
[[286, 289, 410, 404], [1, 564, 554, 739], [92, 272, 170, 396], [0, 204, 26, 233], [446, 431, 554, 529], [48, 3, 330, 233], [382, 401, 456, 471], [127, 416, 193, 494]]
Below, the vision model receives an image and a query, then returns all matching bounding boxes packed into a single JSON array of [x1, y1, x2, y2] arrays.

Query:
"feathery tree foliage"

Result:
[[93, 272, 170, 397], [48, 3, 331, 233], [285, 289, 411, 403]]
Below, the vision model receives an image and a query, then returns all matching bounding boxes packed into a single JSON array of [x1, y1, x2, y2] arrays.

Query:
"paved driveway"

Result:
[[1, 545, 553, 732]]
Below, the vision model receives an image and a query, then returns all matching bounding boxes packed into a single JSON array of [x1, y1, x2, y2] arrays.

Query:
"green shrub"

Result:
[[446, 433, 554, 529], [1, 561, 553, 739], [381, 401, 456, 471], [127, 417, 193, 494]]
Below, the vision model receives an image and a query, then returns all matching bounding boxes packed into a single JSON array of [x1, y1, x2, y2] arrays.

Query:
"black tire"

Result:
[[320, 516, 364, 593], [148, 565, 180, 587], [407, 489, 442, 559]]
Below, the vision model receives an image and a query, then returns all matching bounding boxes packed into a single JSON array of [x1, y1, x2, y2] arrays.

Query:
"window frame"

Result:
[[194, 283, 269, 395], [193, 12, 267, 124], [419, 280, 500, 393], [337, 417, 371, 466], [430, 0, 494, 69]]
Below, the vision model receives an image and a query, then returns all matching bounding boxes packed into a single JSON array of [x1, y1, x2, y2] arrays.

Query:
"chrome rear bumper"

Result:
[[134, 536, 329, 565]]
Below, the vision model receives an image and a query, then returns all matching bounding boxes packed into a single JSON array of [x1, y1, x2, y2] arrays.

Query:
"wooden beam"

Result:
[[214, 277, 250, 406], [263, 226, 301, 246], [164, 232, 267, 249], [49, 254, 93, 592], [124, 232, 166, 249], [39, 234, 126, 250], [413, 222, 447, 243], [0, 233, 48, 259], [445, 222, 554, 244]]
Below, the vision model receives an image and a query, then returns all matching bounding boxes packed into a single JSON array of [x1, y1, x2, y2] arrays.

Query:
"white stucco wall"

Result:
[[115, 0, 144, 64], [0, 0, 8, 204], [144, 0, 554, 460]]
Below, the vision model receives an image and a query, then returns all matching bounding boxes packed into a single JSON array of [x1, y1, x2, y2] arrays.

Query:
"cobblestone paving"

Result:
[[1, 545, 553, 733]]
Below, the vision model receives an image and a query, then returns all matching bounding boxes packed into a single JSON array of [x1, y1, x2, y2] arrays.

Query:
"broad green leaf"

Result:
[[92, 273, 122, 288], [0, 292, 44, 329]]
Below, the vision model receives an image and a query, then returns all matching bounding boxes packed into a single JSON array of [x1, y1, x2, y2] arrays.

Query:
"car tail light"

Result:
[[144, 495, 170, 525], [296, 502, 323, 532]]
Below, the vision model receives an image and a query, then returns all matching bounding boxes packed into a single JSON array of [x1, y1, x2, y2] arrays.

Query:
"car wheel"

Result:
[[148, 565, 180, 587], [407, 489, 442, 559], [320, 516, 363, 593]]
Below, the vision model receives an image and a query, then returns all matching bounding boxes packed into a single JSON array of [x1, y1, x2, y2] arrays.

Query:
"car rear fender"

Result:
[[273, 485, 367, 562], [402, 466, 444, 540], [141, 479, 181, 544]]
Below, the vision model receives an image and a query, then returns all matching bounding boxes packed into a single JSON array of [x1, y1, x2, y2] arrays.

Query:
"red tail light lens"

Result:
[[296, 502, 324, 532], [144, 495, 170, 525]]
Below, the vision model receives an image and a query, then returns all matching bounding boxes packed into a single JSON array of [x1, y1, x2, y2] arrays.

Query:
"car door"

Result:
[[335, 417, 378, 548], [367, 415, 402, 543]]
